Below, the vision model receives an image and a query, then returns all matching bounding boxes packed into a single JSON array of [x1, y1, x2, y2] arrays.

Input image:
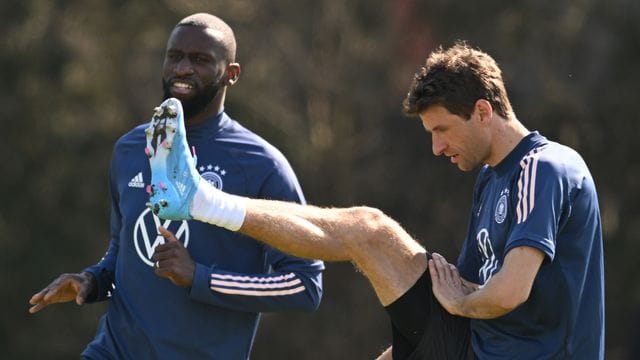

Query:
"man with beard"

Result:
[[29, 13, 324, 359]]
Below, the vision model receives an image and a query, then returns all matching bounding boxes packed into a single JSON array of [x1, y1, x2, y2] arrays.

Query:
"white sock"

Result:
[[190, 180, 247, 231]]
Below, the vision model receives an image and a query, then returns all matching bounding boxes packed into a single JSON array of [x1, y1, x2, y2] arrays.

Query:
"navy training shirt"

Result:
[[82, 112, 324, 359], [457, 132, 604, 359]]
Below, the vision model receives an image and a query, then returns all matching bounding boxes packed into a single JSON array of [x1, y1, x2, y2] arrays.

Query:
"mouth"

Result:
[[169, 80, 195, 96]]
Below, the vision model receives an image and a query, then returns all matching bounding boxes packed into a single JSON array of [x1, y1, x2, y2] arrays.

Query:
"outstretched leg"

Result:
[[145, 99, 427, 305]]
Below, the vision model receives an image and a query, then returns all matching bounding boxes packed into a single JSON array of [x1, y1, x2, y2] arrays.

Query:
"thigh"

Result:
[[385, 265, 473, 360]]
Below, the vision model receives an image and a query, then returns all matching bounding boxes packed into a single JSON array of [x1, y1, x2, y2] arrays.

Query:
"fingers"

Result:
[[29, 290, 46, 313], [153, 226, 183, 262], [29, 302, 47, 314], [428, 257, 437, 281], [449, 263, 461, 279], [151, 227, 193, 288], [152, 250, 171, 263], [428, 253, 461, 285], [431, 253, 449, 282], [28, 283, 60, 314], [43, 284, 62, 303], [153, 260, 173, 278], [41, 278, 66, 303], [158, 226, 178, 242], [153, 258, 177, 284], [29, 288, 48, 304], [28, 274, 92, 314]]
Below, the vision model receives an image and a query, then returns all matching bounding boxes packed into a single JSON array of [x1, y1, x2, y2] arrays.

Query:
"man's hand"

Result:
[[428, 253, 478, 316], [28, 272, 96, 314], [152, 226, 196, 288]]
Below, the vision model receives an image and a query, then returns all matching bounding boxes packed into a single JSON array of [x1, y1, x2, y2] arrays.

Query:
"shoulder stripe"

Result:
[[516, 147, 542, 224]]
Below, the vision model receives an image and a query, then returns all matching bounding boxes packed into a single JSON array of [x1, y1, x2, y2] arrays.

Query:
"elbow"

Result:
[[307, 296, 322, 312], [475, 278, 531, 318], [492, 289, 529, 315], [309, 279, 324, 311], [299, 274, 323, 312], [299, 287, 322, 312]]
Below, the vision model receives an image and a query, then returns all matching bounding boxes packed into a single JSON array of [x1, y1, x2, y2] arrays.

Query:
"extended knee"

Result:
[[343, 206, 400, 250]]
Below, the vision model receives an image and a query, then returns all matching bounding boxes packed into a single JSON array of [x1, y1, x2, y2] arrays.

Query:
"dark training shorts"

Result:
[[384, 253, 474, 360]]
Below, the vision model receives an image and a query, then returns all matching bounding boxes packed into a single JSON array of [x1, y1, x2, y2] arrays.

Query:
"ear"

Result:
[[473, 99, 493, 124], [225, 63, 241, 86]]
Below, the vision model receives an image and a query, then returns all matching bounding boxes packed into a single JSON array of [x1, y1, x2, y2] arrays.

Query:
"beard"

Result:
[[162, 77, 224, 119]]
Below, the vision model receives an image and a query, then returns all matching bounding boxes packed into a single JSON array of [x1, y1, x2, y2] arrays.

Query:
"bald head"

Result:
[[176, 13, 237, 63]]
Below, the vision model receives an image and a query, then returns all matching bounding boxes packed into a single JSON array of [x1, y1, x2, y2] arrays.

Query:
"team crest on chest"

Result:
[[198, 164, 226, 190], [494, 188, 509, 224]]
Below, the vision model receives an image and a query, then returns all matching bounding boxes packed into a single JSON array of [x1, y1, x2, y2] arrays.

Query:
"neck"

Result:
[[487, 116, 529, 167], [185, 92, 226, 127]]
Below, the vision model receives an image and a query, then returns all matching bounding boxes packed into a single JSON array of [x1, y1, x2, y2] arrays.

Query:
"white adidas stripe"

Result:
[[209, 272, 305, 296], [210, 285, 307, 297], [516, 148, 542, 224], [211, 272, 297, 283], [529, 154, 539, 218], [210, 278, 302, 289]]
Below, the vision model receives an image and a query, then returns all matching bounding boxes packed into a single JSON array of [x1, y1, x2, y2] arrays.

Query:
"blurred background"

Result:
[[2, 0, 639, 358]]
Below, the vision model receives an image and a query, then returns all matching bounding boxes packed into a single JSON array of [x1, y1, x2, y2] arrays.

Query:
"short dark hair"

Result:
[[403, 41, 513, 120], [176, 13, 237, 62]]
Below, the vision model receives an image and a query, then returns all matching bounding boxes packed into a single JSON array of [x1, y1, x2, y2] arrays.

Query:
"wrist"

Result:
[[80, 271, 98, 301]]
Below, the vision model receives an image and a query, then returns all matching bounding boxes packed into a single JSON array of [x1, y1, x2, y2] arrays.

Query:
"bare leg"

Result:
[[145, 99, 428, 306], [239, 200, 428, 306]]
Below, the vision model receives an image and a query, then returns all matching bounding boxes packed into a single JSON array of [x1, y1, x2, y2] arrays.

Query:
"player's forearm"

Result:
[[456, 246, 543, 319], [189, 263, 323, 312], [454, 284, 518, 319], [452, 268, 533, 319]]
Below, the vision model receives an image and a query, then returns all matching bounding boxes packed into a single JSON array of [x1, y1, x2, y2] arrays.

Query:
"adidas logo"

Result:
[[128, 172, 145, 188], [176, 181, 186, 195]]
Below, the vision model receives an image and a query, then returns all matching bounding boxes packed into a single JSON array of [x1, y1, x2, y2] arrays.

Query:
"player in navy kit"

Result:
[[144, 41, 604, 359], [404, 44, 603, 359], [29, 13, 324, 359]]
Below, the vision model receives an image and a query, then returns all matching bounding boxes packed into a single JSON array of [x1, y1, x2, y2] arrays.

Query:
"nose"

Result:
[[175, 57, 194, 76], [432, 133, 446, 156]]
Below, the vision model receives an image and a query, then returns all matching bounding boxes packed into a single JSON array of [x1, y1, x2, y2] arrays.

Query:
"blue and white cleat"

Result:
[[145, 98, 201, 220]]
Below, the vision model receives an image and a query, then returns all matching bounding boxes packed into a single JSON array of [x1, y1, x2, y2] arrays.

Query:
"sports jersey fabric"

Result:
[[457, 131, 604, 359], [81, 111, 324, 360]]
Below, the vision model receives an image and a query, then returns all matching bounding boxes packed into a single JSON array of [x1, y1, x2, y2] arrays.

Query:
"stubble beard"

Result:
[[162, 78, 224, 119]]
